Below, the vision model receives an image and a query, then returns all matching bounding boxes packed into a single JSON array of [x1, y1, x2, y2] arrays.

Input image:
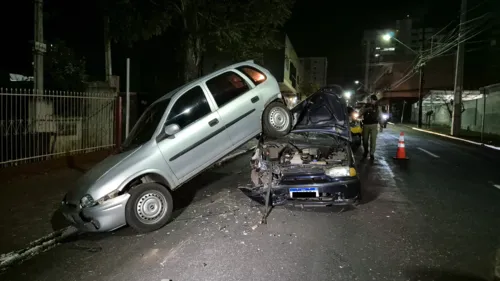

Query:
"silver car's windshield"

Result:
[[121, 98, 171, 151]]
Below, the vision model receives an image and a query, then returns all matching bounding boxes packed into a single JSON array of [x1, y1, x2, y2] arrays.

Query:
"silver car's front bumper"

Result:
[[61, 193, 130, 232]]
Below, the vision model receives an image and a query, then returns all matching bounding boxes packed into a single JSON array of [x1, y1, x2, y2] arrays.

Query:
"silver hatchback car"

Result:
[[61, 61, 292, 233]]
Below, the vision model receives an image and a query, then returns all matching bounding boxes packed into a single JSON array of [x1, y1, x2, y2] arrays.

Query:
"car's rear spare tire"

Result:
[[125, 182, 173, 233], [262, 102, 292, 138]]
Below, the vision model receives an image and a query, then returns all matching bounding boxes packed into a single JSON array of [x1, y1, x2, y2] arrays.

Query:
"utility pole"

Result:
[[33, 0, 45, 94], [104, 15, 113, 84], [451, 0, 467, 136], [364, 40, 370, 93], [125, 58, 130, 138], [417, 26, 425, 128]]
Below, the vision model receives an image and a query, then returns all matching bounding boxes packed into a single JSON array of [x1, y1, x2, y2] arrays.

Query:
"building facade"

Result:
[[262, 33, 303, 108], [299, 57, 328, 88]]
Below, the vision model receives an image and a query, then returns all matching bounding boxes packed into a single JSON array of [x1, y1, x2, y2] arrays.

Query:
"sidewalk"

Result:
[[0, 139, 257, 256], [396, 122, 500, 148]]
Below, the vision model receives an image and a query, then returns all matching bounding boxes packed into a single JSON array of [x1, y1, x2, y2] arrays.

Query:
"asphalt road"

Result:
[[2, 125, 500, 281]]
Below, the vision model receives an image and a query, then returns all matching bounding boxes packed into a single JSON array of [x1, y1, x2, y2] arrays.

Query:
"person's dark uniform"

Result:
[[360, 95, 382, 159]]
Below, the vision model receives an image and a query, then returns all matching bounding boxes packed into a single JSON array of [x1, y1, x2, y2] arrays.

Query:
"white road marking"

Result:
[[417, 147, 440, 158], [388, 135, 400, 140]]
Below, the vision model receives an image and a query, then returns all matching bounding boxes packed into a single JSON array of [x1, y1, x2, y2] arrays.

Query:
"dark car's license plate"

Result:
[[289, 187, 319, 198]]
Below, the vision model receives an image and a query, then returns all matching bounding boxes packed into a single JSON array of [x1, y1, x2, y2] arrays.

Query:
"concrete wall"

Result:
[[411, 85, 500, 135]]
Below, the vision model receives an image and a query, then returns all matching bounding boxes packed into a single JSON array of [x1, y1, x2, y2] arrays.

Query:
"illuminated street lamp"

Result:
[[382, 33, 392, 41], [381, 32, 417, 54], [354, 80, 360, 85], [344, 90, 352, 100]]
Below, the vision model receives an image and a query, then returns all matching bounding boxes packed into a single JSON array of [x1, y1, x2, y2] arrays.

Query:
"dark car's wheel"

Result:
[[125, 183, 173, 233], [262, 102, 292, 138]]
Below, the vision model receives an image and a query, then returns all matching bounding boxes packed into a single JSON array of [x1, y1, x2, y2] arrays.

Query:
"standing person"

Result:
[[360, 95, 383, 159]]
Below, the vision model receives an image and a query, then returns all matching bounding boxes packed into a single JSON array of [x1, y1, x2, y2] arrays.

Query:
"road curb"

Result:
[[411, 127, 500, 151], [390, 123, 500, 151], [0, 226, 78, 270]]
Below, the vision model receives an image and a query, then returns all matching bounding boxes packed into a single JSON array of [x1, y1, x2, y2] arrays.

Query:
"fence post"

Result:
[[115, 95, 122, 149]]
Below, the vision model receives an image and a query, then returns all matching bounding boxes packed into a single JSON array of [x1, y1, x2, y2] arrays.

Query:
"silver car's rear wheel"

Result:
[[125, 183, 173, 233], [268, 106, 290, 132], [262, 102, 292, 138]]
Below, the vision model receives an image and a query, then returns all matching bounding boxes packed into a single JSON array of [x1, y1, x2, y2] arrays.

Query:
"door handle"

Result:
[[251, 96, 259, 103], [208, 118, 219, 127]]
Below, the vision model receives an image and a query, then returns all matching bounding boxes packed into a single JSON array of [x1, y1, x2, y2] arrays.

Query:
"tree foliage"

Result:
[[100, 0, 172, 44], [103, 0, 295, 82], [45, 39, 88, 91]]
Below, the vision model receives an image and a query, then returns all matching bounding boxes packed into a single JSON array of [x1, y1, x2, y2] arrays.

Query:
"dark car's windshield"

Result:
[[121, 98, 171, 151]]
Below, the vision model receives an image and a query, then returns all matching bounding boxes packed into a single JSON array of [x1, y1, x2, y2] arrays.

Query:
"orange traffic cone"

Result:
[[393, 132, 409, 160]]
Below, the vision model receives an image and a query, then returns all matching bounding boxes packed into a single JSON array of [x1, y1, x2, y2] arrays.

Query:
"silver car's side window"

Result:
[[165, 86, 211, 130], [236, 66, 267, 85], [206, 71, 251, 108]]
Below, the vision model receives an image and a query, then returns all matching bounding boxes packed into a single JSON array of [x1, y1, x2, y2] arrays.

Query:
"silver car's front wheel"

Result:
[[135, 191, 168, 225], [125, 183, 173, 233]]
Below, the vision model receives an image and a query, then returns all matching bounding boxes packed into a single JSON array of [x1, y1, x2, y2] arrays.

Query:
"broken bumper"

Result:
[[61, 193, 130, 232], [241, 178, 361, 207]]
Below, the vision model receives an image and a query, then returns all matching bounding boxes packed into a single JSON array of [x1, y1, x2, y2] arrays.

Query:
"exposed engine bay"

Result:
[[250, 136, 350, 188]]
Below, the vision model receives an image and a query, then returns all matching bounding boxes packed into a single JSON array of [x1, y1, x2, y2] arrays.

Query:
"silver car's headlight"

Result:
[[80, 194, 97, 208], [326, 166, 355, 177], [96, 190, 120, 205]]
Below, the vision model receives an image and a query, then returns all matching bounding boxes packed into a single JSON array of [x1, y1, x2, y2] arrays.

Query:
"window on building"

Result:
[[236, 66, 267, 85], [165, 86, 211, 130], [206, 71, 250, 108]]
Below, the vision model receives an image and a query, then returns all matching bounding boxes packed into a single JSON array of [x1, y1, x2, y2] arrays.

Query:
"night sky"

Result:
[[0, 0, 485, 90]]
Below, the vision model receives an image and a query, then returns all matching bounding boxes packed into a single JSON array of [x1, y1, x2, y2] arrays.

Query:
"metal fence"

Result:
[[0, 88, 117, 167]]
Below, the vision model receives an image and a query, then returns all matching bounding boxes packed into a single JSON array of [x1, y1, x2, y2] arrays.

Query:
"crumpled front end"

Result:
[[240, 137, 361, 207]]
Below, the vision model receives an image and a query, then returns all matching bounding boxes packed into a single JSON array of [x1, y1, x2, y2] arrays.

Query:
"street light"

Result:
[[344, 91, 352, 100], [381, 32, 417, 54], [354, 80, 360, 85]]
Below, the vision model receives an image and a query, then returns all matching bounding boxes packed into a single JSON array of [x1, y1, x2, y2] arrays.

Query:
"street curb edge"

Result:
[[410, 127, 500, 151]]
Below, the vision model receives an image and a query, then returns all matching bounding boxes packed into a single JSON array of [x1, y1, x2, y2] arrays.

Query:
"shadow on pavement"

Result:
[[50, 208, 71, 231], [355, 156, 383, 205], [405, 268, 489, 281]]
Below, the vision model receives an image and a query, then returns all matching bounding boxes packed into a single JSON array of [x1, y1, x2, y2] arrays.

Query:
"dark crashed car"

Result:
[[241, 86, 361, 207]]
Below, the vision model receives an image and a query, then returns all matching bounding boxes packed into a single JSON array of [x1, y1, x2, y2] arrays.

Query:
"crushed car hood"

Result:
[[290, 86, 350, 140]]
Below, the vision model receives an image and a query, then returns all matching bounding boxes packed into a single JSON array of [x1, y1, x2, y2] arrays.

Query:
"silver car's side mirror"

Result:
[[164, 123, 180, 136]]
